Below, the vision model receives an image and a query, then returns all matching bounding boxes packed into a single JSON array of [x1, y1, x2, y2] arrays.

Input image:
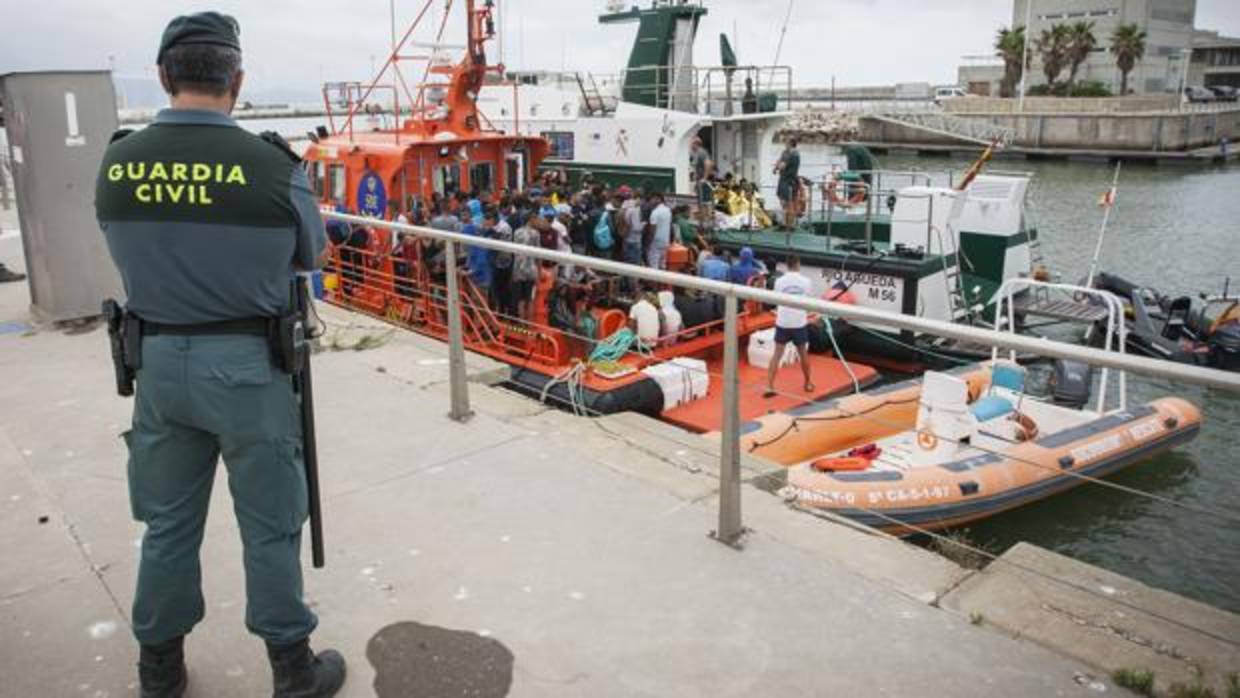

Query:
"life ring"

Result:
[[917, 431, 938, 450], [824, 178, 868, 207]]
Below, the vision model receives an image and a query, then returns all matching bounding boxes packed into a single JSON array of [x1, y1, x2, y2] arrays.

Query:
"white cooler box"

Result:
[[642, 358, 710, 412], [747, 328, 801, 369]]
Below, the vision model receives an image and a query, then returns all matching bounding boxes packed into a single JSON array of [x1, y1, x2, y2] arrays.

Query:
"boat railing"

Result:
[[993, 278, 1128, 414], [323, 209, 1240, 545], [321, 81, 404, 141], [324, 233, 758, 367], [604, 63, 795, 116], [739, 171, 948, 254]]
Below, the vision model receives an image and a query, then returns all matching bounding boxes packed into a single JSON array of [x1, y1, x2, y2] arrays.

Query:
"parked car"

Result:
[[933, 86, 968, 104], [1184, 86, 1217, 103], [1206, 85, 1239, 102]]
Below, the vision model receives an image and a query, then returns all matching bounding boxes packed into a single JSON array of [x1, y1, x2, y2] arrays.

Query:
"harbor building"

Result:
[[960, 0, 1200, 96], [1189, 29, 1240, 88]]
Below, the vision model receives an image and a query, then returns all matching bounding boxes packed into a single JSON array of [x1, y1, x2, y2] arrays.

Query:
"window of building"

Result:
[[1150, 0, 1193, 24], [328, 164, 345, 204], [1088, 8, 1118, 17], [541, 131, 575, 160], [1144, 78, 1166, 93], [468, 162, 494, 195]]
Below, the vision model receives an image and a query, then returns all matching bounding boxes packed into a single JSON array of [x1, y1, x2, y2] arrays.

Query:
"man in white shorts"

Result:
[[766, 255, 814, 397]]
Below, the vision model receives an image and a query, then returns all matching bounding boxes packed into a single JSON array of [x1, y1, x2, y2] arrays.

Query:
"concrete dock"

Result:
[[1, 210, 1237, 697]]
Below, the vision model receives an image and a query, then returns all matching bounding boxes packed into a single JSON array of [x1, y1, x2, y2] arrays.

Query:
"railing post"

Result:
[[444, 241, 473, 422], [715, 293, 743, 546]]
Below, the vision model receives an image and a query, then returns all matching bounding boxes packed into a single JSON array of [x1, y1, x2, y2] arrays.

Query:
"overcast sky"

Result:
[[3, 0, 1238, 100]]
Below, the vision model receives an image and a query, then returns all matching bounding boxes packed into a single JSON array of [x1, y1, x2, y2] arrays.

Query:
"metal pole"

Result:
[[444, 241, 473, 421], [1018, 0, 1034, 112], [864, 185, 874, 253], [1084, 161, 1122, 289], [715, 294, 743, 545]]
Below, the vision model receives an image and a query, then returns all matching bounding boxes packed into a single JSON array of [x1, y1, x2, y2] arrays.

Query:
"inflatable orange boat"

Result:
[[777, 363, 1202, 534], [737, 365, 991, 465]]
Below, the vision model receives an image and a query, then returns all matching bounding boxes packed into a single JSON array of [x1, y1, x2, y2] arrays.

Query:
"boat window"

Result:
[[435, 164, 461, 197], [468, 162, 494, 196], [541, 131, 575, 160], [328, 164, 346, 205], [505, 155, 523, 190], [306, 161, 326, 199]]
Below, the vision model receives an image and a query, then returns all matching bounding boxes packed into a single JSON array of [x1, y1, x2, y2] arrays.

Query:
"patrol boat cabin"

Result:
[[302, 1, 548, 218]]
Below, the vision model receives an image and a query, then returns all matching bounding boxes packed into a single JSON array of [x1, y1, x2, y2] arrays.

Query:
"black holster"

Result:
[[269, 311, 308, 376], [103, 299, 141, 397]]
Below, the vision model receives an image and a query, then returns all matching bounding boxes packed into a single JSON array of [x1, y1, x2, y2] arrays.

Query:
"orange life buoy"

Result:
[[811, 456, 871, 472], [824, 178, 867, 207], [917, 431, 938, 450]]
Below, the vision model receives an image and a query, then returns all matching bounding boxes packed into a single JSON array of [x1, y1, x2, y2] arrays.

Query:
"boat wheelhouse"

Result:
[[712, 170, 1043, 372], [303, 3, 547, 215]]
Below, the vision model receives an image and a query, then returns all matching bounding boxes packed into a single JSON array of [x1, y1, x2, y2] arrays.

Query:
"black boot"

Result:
[[0, 264, 25, 283], [266, 637, 346, 698], [137, 636, 187, 698]]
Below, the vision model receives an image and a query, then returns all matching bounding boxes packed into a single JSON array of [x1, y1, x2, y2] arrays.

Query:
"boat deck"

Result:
[[661, 354, 880, 433]]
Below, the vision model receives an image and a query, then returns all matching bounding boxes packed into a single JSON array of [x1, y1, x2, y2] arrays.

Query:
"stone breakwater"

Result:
[[775, 109, 861, 144]]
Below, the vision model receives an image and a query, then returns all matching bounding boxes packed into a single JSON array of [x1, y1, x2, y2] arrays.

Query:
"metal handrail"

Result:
[[323, 211, 1240, 393]]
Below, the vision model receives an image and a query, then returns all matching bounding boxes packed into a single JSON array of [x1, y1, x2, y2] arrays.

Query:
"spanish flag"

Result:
[[1098, 187, 1117, 208]]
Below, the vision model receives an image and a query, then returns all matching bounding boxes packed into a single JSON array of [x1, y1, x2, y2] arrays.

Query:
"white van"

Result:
[[934, 86, 968, 104]]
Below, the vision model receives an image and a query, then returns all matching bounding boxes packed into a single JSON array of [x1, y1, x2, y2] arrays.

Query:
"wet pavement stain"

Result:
[[367, 621, 514, 697]]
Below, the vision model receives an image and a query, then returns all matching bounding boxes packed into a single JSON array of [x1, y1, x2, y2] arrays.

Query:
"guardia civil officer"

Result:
[[94, 13, 344, 698]]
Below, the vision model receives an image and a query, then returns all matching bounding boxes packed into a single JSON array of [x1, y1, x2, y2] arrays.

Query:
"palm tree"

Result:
[[1065, 21, 1098, 88], [1110, 23, 1147, 95], [1035, 24, 1072, 89], [995, 26, 1027, 99]]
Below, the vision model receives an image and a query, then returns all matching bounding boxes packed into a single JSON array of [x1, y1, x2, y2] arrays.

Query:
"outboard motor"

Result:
[[1210, 323, 1240, 371], [1049, 359, 1093, 409], [1161, 296, 1193, 341]]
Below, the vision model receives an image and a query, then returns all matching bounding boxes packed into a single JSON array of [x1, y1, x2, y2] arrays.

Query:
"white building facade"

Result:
[[960, 0, 1198, 96]]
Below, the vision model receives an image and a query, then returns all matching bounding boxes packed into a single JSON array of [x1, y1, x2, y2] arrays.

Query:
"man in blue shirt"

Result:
[[461, 209, 493, 293], [698, 246, 731, 282]]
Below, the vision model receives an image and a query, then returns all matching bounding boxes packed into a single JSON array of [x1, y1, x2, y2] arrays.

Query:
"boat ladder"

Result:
[[945, 264, 972, 322], [575, 73, 609, 116], [1026, 227, 1046, 269]]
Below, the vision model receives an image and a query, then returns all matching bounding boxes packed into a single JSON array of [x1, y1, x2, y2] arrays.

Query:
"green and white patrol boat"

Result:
[[712, 169, 1044, 372], [479, 0, 814, 195]]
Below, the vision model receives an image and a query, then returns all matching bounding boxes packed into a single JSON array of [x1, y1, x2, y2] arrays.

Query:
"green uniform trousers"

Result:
[[124, 334, 317, 646]]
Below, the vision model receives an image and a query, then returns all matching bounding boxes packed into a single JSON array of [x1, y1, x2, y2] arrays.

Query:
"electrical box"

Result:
[[1, 70, 123, 322]]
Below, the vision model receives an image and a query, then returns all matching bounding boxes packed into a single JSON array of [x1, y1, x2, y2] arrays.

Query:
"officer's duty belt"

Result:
[[142, 317, 271, 337]]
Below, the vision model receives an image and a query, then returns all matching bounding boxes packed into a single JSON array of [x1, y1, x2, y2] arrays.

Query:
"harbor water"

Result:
[[877, 153, 1240, 615]]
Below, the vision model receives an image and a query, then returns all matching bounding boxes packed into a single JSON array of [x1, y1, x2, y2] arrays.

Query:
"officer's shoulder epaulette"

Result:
[[109, 128, 136, 144], [258, 130, 302, 164]]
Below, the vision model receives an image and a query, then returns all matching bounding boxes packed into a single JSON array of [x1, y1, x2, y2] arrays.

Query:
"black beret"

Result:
[[157, 12, 241, 63]]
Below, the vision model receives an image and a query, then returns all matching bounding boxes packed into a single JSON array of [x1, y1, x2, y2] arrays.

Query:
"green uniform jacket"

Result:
[[95, 108, 326, 324]]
